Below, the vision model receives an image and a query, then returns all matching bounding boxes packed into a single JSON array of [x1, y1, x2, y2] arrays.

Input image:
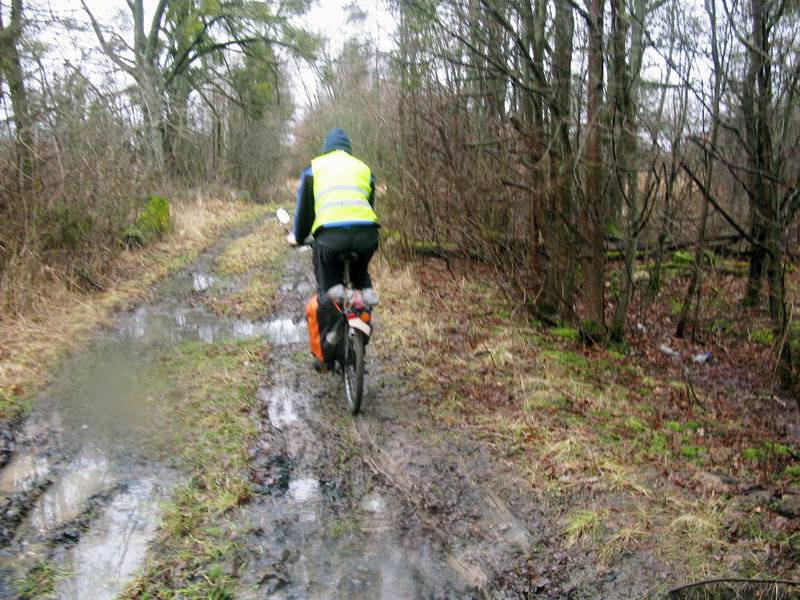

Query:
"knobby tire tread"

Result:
[[343, 329, 365, 414]]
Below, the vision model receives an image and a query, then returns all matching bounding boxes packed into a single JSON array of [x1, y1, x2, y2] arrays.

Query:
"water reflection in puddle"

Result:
[[375, 549, 421, 599], [115, 306, 306, 346], [192, 272, 214, 292], [288, 477, 320, 503], [360, 493, 386, 514], [0, 451, 51, 496], [29, 454, 114, 531], [296, 281, 314, 295], [56, 477, 161, 600], [265, 318, 306, 345], [260, 386, 302, 430], [0, 250, 316, 595], [280, 281, 314, 296]]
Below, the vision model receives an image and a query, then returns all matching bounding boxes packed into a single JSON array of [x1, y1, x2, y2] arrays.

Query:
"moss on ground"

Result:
[[122, 195, 173, 247]]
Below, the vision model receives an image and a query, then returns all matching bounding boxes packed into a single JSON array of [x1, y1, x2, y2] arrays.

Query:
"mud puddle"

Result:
[[2, 217, 558, 597], [0, 217, 286, 597], [52, 476, 163, 600], [114, 303, 306, 346], [232, 249, 478, 599]]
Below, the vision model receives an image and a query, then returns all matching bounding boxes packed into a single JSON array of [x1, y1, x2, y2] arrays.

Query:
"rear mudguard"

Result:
[[347, 317, 371, 336]]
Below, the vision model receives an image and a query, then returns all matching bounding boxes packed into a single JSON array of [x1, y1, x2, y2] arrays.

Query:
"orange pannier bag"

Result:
[[305, 293, 340, 364], [306, 294, 324, 362]]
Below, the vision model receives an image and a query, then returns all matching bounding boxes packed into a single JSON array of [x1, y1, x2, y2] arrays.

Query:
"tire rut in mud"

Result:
[[231, 247, 559, 599], [0, 216, 274, 598]]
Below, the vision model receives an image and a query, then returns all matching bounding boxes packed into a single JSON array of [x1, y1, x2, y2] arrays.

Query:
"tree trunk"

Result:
[[544, 0, 576, 321], [609, 0, 632, 341], [582, 0, 607, 338], [744, 210, 767, 307], [164, 78, 191, 179], [750, 0, 790, 385], [742, 0, 766, 310], [676, 0, 721, 340], [137, 67, 166, 173], [0, 0, 34, 192]]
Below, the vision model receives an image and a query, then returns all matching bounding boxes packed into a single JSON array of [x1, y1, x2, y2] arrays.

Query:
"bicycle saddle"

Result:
[[338, 251, 360, 263]]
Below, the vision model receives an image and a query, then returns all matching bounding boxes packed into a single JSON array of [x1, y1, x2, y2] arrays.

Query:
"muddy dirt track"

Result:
[[0, 216, 659, 598]]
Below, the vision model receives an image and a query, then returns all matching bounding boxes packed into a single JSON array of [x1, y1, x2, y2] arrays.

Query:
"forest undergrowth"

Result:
[[374, 247, 800, 585]]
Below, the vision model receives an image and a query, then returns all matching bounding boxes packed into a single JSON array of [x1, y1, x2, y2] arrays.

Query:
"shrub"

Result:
[[122, 195, 172, 247]]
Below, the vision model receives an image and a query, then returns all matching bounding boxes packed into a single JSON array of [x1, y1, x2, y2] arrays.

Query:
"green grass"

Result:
[[742, 442, 792, 462], [376, 253, 800, 584], [666, 420, 702, 433], [328, 516, 360, 538], [209, 272, 280, 320], [0, 391, 25, 423], [541, 349, 589, 370], [784, 464, 800, 479], [672, 250, 694, 265], [625, 416, 648, 434], [17, 560, 64, 599], [750, 328, 775, 345], [551, 326, 580, 342], [681, 445, 702, 459], [208, 216, 288, 320], [123, 339, 268, 598], [564, 509, 605, 546], [649, 431, 668, 456]]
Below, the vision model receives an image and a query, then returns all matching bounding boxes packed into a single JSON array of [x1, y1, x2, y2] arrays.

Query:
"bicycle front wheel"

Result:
[[342, 329, 365, 414]]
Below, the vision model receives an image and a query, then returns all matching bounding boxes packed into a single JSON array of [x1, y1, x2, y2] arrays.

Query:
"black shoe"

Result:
[[313, 360, 334, 373]]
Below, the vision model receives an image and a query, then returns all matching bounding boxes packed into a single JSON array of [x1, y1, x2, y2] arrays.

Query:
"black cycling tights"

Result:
[[312, 225, 379, 293]]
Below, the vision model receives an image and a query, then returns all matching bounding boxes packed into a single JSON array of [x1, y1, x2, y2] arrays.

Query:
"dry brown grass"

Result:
[[0, 197, 268, 421], [372, 252, 800, 584], [214, 218, 286, 276]]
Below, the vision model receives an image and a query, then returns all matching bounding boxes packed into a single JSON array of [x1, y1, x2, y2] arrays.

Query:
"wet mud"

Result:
[[1, 214, 657, 598], [0, 218, 284, 597], [226, 248, 576, 599]]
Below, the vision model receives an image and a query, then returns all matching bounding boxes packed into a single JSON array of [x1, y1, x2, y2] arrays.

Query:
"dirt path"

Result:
[[228, 246, 562, 599], [0, 218, 279, 597], [0, 214, 648, 598]]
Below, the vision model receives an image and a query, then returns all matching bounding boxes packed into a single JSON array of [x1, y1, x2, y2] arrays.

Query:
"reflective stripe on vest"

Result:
[[311, 150, 377, 233]]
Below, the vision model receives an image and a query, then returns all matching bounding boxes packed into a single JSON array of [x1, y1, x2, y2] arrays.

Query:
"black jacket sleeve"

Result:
[[293, 166, 315, 242], [368, 173, 376, 209]]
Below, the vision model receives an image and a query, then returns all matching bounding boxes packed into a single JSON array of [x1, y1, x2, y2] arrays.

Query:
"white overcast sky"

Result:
[[38, 0, 397, 111]]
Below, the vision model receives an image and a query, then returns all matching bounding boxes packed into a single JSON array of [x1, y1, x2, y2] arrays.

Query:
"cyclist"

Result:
[[287, 128, 380, 306]]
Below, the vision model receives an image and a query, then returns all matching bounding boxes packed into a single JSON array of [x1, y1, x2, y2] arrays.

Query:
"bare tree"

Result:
[[80, 0, 314, 173], [0, 0, 33, 192]]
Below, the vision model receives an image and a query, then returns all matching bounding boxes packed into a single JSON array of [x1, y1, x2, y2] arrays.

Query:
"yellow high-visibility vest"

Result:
[[311, 150, 378, 233]]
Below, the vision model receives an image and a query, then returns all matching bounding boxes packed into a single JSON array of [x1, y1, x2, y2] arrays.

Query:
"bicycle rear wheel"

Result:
[[342, 329, 365, 414]]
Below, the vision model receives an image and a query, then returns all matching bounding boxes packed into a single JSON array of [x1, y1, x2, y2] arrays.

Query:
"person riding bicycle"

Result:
[[288, 128, 380, 307]]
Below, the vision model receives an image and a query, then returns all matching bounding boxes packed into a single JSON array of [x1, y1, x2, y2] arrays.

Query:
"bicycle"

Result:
[[334, 253, 371, 414], [277, 209, 371, 415]]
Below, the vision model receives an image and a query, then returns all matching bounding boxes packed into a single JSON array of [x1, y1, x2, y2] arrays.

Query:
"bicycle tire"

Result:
[[342, 329, 365, 414]]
